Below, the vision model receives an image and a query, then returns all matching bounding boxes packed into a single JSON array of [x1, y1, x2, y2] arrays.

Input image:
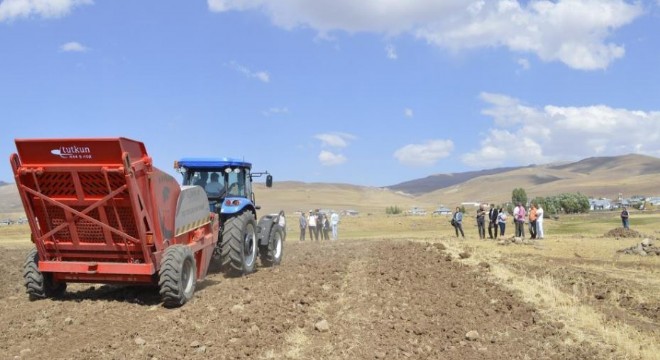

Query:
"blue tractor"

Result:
[[174, 158, 284, 275]]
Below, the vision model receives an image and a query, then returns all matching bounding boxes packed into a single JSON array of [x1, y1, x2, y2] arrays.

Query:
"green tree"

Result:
[[512, 188, 527, 206], [386, 205, 402, 215]]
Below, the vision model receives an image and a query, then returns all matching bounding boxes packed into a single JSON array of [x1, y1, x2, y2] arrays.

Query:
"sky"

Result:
[[1, 0, 660, 187]]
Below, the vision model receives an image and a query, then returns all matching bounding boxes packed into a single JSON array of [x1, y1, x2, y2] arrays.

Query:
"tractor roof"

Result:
[[176, 158, 252, 169]]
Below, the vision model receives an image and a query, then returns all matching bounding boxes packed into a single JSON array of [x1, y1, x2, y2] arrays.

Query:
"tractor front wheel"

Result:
[[260, 226, 284, 267], [23, 248, 66, 300], [221, 211, 257, 276], [159, 245, 197, 308]]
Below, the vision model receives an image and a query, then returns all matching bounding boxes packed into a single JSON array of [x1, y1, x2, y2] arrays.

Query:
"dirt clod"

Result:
[[605, 227, 643, 238]]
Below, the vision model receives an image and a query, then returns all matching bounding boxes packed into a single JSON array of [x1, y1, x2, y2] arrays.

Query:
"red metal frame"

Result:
[[11, 138, 218, 285]]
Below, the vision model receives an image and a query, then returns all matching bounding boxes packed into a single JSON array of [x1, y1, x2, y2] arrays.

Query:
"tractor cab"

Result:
[[175, 158, 272, 215]]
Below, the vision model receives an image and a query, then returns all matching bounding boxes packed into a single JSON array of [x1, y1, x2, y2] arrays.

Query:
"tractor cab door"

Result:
[[226, 167, 250, 198]]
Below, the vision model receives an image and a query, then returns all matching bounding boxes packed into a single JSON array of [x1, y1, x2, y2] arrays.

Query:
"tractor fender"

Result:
[[257, 215, 279, 246]]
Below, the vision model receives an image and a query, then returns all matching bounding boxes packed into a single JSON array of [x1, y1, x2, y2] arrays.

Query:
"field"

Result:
[[0, 210, 659, 359]]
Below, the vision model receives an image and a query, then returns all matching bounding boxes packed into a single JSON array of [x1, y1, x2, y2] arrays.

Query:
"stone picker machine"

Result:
[[10, 138, 219, 307]]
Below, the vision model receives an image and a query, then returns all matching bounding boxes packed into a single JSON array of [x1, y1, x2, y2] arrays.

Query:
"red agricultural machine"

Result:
[[10, 138, 218, 307]]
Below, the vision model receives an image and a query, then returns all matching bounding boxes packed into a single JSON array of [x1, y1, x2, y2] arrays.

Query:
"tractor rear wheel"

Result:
[[159, 245, 197, 308], [221, 211, 257, 276], [260, 226, 284, 267], [23, 248, 66, 300]]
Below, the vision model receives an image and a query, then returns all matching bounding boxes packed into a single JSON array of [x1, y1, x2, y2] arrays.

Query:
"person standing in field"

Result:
[[497, 207, 507, 236], [452, 207, 465, 238], [321, 214, 330, 240], [278, 210, 287, 241], [313, 210, 322, 240], [476, 204, 486, 239], [536, 204, 544, 239], [621, 206, 630, 229], [330, 211, 340, 240], [529, 204, 538, 239], [307, 211, 318, 241], [299, 212, 307, 241], [488, 203, 498, 239], [515, 202, 526, 238]]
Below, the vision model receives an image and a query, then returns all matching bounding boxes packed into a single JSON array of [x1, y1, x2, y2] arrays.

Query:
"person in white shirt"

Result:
[[307, 211, 318, 241], [330, 212, 340, 240], [497, 208, 507, 236], [536, 205, 544, 239], [278, 210, 286, 241]]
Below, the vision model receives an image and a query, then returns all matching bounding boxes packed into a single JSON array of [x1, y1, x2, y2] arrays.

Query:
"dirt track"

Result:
[[0, 239, 611, 359]]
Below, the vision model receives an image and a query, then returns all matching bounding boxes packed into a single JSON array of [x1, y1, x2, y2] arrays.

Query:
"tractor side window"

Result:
[[192, 171, 209, 188], [244, 170, 252, 198], [227, 168, 246, 197]]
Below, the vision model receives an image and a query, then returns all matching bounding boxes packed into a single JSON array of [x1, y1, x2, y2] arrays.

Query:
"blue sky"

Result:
[[1, 0, 660, 187]]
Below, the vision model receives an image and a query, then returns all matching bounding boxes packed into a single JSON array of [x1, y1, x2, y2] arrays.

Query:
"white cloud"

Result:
[[227, 61, 270, 83], [394, 139, 454, 167], [462, 93, 660, 168], [318, 150, 347, 166], [517, 58, 530, 71], [0, 0, 92, 22], [208, 0, 643, 70], [262, 107, 289, 116], [314, 132, 356, 148], [59, 41, 88, 52], [404, 108, 414, 118], [385, 44, 397, 60]]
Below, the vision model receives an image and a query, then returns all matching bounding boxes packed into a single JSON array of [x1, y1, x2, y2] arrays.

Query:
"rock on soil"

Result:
[[497, 237, 537, 246], [314, 319, 330, 332], [617, 239, 660, 256]]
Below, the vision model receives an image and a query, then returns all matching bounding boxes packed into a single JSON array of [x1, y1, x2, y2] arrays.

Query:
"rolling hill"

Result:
[[419, 154, 660, 206]]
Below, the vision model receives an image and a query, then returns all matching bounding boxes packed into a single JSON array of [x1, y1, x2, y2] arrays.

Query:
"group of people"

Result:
[[299, 210, 340, 241], [451, 202, 545, 240]]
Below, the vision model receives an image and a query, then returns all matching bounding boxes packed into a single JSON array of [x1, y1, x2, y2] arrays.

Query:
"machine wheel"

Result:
[[221, 211, 257, 276], [260, 226, 284, 267], [23, 248, 66, 300], [159, 245, 197, 308]]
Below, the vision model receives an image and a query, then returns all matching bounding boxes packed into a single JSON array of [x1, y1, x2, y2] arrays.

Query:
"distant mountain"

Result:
[[0, 181, 8, 186], [387, 166, 527, 195], [419, 154, 660, 205], [549, 154, 660, 176]]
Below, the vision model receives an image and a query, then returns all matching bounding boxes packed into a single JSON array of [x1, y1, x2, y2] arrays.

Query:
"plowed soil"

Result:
[[0, 240, 612, 359]]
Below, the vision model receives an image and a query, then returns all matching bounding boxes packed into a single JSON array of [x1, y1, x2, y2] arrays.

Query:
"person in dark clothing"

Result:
[[299, 212, 307, 241], [476, 204, 486, 239], [322, 214, 330, 240], [452, 207, 465, 238], [621, 207, 630, 229], [488, 203, 499, 239]]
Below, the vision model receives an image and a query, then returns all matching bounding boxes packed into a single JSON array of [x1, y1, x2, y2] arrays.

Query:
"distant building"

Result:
[[646, 197, 660, 206], [589, 199, 612, 211], [433, 207, 452, 215], [342, 209, 359, 217], [461, 202, 481, 208], [407, 207, 427, 216]]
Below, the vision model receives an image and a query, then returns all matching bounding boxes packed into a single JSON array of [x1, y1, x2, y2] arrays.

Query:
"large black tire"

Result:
[[23, 248, 66, 300], [221, 211, 257, 276], [158, 245, 197, 308], [260, 226, 284, 267]]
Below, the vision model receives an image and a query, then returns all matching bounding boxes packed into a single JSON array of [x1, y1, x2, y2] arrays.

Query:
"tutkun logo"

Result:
[[50, 145, 93, 159]]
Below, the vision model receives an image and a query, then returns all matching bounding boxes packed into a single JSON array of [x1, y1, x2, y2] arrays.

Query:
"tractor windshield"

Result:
[[185, 168, 250, 199]]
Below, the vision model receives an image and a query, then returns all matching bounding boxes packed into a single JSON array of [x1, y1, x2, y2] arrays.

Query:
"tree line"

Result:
[[512, 188, 590, 215]]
